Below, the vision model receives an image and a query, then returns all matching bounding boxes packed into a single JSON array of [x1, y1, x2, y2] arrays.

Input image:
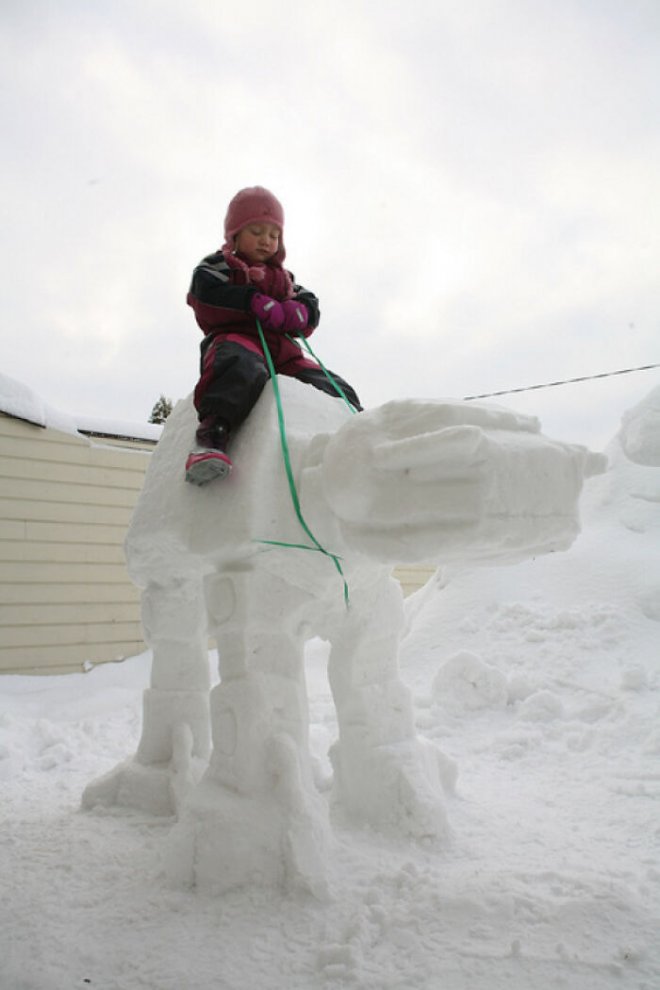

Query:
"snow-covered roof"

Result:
[[0, 372, 162, 443]]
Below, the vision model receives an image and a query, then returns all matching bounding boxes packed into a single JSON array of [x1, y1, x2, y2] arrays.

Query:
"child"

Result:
[[185, 186, 362, 485]]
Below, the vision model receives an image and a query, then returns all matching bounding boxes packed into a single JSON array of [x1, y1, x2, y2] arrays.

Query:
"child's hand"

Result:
[[250, 293, 285, 331], [281, 300, 309, 333]]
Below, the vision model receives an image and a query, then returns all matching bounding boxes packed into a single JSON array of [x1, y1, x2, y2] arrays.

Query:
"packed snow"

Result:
[[2, 383, 659, 990], [0, 372, 162, 443], [81, 380, 599, 897]]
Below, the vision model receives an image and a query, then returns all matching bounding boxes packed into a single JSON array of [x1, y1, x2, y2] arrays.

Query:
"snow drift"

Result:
[[2, 385, 659, 989]]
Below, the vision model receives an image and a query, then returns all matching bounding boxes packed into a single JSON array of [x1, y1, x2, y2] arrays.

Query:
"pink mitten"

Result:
[[281, 300, 309, 333], [250, 293, 284, 331]]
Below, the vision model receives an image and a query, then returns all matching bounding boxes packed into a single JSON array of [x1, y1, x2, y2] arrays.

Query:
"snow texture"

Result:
[[0, 371, 162, 442], [0, 372, 72, 433], [2, 383, 659, 989], [80, 379, 599, 897]]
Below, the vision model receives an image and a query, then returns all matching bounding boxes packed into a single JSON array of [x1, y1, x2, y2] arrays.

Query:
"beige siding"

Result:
[[0, 413, 154, 675], [392, 563, 436, 598], [0, 409, 435, 676]]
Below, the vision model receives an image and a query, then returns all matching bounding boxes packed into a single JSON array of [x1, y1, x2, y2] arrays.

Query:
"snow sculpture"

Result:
[[83, 379, 603, 894]]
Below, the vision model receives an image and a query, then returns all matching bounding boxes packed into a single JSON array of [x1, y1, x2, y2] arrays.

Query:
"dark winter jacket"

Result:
[[187, 251, 320, 365]]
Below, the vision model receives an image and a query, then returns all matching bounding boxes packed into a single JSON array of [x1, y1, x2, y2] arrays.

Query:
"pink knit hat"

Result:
[[223, 186, 286, 262]]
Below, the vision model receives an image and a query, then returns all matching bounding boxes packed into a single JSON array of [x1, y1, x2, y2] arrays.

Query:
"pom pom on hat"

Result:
[[223, 186, 286, 262]]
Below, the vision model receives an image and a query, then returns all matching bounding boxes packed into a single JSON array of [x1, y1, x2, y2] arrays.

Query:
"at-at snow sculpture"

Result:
[[83, 380, 602, 894]]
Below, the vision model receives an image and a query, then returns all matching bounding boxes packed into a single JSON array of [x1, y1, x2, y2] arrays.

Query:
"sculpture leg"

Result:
[[327, 574, 456, 839], [166, 569, 330, 896], [83, 576, 211, 816]]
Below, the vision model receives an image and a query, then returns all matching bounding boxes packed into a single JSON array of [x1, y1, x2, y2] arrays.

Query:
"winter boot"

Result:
[[185, 418, 233, 485]]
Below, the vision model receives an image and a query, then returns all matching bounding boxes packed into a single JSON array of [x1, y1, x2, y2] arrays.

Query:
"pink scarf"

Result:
[[222, 248, 294, 301]]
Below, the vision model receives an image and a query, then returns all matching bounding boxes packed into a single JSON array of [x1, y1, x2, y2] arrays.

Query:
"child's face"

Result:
[[234, 223, 281, 263]]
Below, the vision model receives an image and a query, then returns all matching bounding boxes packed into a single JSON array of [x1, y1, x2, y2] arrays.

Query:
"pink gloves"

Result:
[[251, 294, 309, 333], [250, 293, 284, 331], [281, 300, 309, 333]]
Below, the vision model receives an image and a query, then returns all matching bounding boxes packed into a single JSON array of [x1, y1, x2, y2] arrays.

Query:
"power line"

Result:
[[463, 362, 660, 402]]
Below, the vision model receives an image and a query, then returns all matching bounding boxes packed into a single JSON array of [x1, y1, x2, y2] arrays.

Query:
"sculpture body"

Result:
[[83, 379, 602, 893]]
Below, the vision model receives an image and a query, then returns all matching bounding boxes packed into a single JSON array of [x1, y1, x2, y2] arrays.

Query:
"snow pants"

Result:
[[194, 335, 362, 432]]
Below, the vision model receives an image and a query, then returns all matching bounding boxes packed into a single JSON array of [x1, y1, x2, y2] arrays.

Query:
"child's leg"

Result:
[[290, 365, 363, 411], [187, 338, 270, 485], [194, 337, 270, 432]]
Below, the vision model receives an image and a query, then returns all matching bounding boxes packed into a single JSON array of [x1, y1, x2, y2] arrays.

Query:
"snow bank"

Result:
[[1, 386, 659, 989], [617, 383, 660, 466]]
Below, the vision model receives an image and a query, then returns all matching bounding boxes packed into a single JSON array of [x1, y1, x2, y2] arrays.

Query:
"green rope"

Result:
[[255, 320, 350, 606], [286, 332, 358, 414]]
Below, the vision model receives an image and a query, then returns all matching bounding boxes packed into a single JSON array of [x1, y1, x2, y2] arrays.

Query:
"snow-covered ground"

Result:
[[1, 387, 659, 990]]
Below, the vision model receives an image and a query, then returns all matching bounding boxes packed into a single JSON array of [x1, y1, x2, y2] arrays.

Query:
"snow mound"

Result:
[[617, 384, 660, 466], [0, 371, 78, 433], [0, 371, 162, 441], [2, 386, 659, 988], [432, 651, 508, 712]]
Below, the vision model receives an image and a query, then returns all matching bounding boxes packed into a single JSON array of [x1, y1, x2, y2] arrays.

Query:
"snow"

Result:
[[86, 380, 600, 896], [75, 415, 162, 443], [0, 371, 162, 442], [2, 384, 659, 989], [0, 372, 75, 435]]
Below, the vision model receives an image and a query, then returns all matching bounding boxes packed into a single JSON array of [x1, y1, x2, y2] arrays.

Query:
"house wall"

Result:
[[393, 563, 435, 598], [0, 410, 435, 676], [0, 413, 153, 675]]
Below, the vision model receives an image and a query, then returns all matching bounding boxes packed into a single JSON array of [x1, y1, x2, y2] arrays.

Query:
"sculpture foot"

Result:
[[165, 735, 331, 898], [82, 725, 206, 817], [331, 737, 456, 840]]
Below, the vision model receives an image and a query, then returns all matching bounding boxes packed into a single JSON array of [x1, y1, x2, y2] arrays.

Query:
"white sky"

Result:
[[2, 0, 659, 450]]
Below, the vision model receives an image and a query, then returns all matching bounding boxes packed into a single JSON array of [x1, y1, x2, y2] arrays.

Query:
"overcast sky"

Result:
[[2, 0, 659, 450]]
